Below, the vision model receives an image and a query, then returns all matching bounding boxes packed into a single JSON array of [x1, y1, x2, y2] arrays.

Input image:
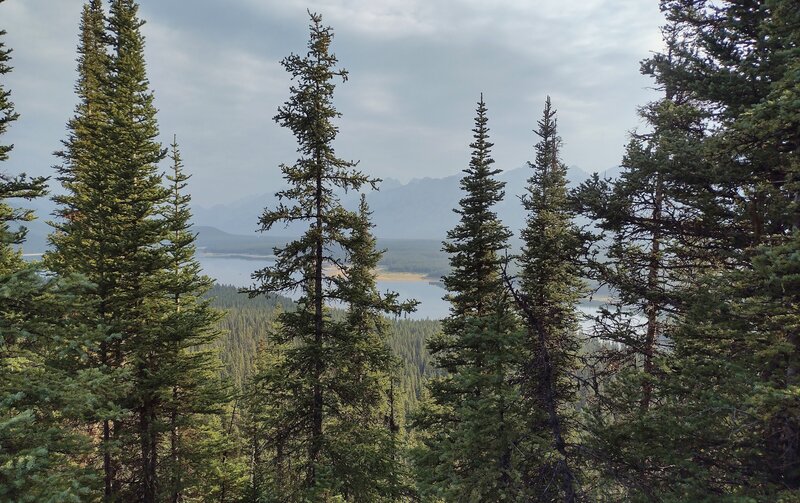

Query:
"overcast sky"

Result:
[[3, 0, 665, 206]]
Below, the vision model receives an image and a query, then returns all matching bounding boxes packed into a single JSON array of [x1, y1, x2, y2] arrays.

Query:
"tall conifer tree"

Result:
[[335, 195, 417, 500], [247, 12, 413, 500], [158, 137, 228, 501], [47, 0, 174, 498], [573, 31, 709, 497], [582, 1, 800, 499], [46, 2, 120, 494], [512, 97, 584, 502], [0, 2, 100, 496], [414, 95, 523, 501], [95, 1, 169, 497], [241, 336, 284, 502]]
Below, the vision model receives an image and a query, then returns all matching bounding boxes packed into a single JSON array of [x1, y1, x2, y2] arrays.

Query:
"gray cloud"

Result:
[[3, 0, 664, 207]]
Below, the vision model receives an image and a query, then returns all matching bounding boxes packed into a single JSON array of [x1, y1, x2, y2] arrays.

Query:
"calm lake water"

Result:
[[24, 252, 602, 322], [198, 254, 450, 320], [198, 254, 604, 323]]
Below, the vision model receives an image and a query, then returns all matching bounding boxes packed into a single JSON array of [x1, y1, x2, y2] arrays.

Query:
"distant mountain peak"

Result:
[[192, 164, 617, 238]]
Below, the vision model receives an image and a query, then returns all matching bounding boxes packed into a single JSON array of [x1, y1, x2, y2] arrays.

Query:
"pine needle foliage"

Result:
[[513, 97, 585, 502], [1, 3, 100, 498], [415, 95, 523, 502], [246, 11, 414, 501]]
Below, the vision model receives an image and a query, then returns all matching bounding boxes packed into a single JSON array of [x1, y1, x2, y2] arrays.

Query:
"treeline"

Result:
[[207, 284, 437, 420], [1, 0, 800, 502]]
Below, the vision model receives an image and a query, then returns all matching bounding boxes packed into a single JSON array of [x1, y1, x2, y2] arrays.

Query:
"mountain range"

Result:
[[17, 164, 617, 253], [193, 164, 615, 239]]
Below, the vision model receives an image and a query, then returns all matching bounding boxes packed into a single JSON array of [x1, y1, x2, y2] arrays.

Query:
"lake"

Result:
[[24, 252, 602, 323], [198, 254, 450, 320], [198, 254, 606, 323]]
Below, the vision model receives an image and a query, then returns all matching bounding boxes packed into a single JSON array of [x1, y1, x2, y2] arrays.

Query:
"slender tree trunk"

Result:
[[498, 401, 513, 491], [113, 339, 123, 497], [101, 337, 114, 501], [99, 287, 116, 502], [103, 417, 113, 500], [309, 155, 324, 487], [171, 388, 181, 503], [388, 379, 397, 453], [275, 439, 285, 496], [102, 328, 120, 500], [641, 175, 663, 411], [150, 404, 158, 500], [111, 418, 121, 497], [251, 426, 261, 503], [532, 320, 577, 503], [140, 390, 157, 502], [140, 401, 150, 501], [495, 299, 513, 491], [219, 400, 238, 503], [171, 279, 182, 502]]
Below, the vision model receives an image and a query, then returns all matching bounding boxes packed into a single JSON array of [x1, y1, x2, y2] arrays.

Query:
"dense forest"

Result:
[[2, 0, 800, 501], [208, 284, 437, 421]]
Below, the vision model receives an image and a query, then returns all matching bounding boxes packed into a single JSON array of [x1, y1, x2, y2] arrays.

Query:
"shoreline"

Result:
[[322, 264, 433, 283], [198, 252, 437, 283]]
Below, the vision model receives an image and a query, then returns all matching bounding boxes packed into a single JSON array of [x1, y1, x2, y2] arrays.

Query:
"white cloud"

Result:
[[236, 0, 663, 60], [143, 18, 286, 109], [344, 73, 400, 116], [239, 0, 437, 38]]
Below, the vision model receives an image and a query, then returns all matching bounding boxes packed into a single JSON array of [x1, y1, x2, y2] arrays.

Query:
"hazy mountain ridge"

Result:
[[17, 165, 617, 252], [194, 164, 616, 238]]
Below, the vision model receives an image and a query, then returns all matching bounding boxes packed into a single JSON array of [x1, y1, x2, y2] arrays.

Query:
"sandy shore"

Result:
[[323, 265, 431, 282], [374, 270, 431, 282]]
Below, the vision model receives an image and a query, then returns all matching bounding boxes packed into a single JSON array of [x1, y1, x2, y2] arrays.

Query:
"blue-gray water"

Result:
[[198, 254, 450, 320], [24, 252, 598, 323]]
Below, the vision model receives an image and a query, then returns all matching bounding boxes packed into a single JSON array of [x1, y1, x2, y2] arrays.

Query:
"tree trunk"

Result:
[[140, 391, 157, 502], [641, 174, 663, 411], [103, 416, 113, 501], [533, 321, 577, 503], [170, 388, 181, 503], [309, 154, 324, 487], [219, 401, 238, 503], [101, 337, 114, 501]]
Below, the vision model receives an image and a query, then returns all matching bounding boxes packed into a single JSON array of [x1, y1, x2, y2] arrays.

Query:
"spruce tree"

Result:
[[334, 195, 417, 500], [47, 0, 173, 498], [414, 95, 523, 501], [158, 137, 228, 501], [571, 29, 712, 496], [240, 337, 283, 502], [49, 0, 108, 262], [512, 97, 584, 502], [0, 226, 103, 501], [586, 1, 800, 499], [46, 1, 120, 495], [247, 12, 412, 500], [95, 1, 169, 497], [0, 2, 100, 496], [641, 0, 799, 264]]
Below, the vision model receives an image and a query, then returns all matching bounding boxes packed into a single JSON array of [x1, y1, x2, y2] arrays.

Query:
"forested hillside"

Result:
[[208, 284, 438, 421]]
